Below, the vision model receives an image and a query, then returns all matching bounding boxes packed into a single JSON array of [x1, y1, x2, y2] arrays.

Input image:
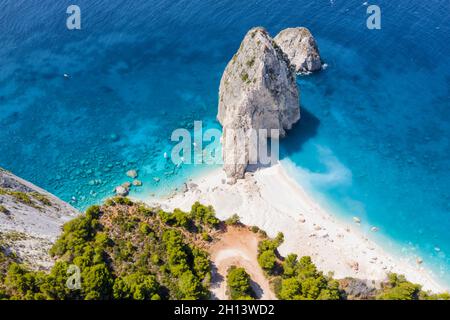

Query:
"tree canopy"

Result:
[[226, 266, 255, 300]]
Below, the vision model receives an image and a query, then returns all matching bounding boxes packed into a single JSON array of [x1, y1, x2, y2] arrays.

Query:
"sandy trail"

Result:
[[208, 226, 277, 300]]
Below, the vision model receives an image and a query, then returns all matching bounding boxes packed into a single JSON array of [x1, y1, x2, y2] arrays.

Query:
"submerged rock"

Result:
[[274, 27, 322, 74], [126, 169, 138, 179], [218, 27, 300, 180], [121, 181, 131, 189], [115, 186, 128, 196]]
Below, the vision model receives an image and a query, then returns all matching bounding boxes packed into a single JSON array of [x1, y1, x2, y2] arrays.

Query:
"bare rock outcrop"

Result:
[[0, 168, 79, 269], [274, 27, 322, 74], [217, 27, 300, 181], [338, 278, 377, 300]]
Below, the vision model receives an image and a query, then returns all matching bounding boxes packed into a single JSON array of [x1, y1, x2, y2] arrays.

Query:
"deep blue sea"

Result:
[[1, 0, 449, 285]]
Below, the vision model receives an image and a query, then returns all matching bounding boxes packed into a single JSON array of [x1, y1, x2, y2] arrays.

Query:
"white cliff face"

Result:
[[0, 168, 79, 269], [274, 27, 322, 74], [218, 27, 300, 181]]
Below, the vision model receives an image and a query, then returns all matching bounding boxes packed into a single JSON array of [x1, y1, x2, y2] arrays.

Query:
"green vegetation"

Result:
[[240, 72, 250, 83], [377, 273, 421, 300], [246, 58, 255, 68], [377, 273, 450, 300], [113, 272, 159, 300], [257, 234, 450, 300], [276, 255, 340, 300], [0, 231, 28, 243], [0, 205, 8, 214], [258, 250, 277, 272], [225, 214, 241, 226], [0, 188, 34, 207], [0, 188, 51, 209], [257, 232, 284, 274], [30, 192, 52, 206], [190, 201, 220, 228], [226, 266, 255, 300], [250, 226, 260, 233], [1, 195, 448, 301], [257, 233, 341, 300], [0, 199, 218, 300]]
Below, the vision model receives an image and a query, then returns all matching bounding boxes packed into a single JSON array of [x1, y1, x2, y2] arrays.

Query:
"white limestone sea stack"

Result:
[[217, 27, 300, 182], [274, 27, 322, 74]]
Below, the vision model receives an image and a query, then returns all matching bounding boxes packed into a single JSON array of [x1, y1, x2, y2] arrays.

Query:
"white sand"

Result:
[[144, 163, 447, 293]]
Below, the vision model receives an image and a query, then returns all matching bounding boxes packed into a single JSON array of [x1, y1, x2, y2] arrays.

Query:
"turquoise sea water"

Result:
[[1, 1, 449, 285]]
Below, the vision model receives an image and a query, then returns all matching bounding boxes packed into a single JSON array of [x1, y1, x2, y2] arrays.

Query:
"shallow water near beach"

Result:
[[1, 1, 449, 285]]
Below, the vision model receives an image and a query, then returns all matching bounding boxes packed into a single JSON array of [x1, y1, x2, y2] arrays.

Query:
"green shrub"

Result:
[[137, 205, 153, 217], [30, 192, 52, 206], [226, 266, 254, 300], [377, 273, 422, 300], [201, 232, 211, 242], [0, 189, 34, 207], [81, 263, 113, 300], [113, 197, 133, 206], [225, 214, 241, 226], [113, 272, 159, 300], [250, 226, 260, 233], [139, 223, 152, 235], [258, 250, 277, 272], [190, 202, 220, 228], [178, 270, 204, 299], [0, 205, 8, 214], [172, 209, 190, 228]]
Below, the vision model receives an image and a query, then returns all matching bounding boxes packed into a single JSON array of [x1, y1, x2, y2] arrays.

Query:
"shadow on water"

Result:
[[280, 107, 320, 159], [247, 107, 320, 173]]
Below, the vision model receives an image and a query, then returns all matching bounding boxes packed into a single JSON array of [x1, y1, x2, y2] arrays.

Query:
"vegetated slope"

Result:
[[0, 195, 448, 300], [0, 198, 220, 299]]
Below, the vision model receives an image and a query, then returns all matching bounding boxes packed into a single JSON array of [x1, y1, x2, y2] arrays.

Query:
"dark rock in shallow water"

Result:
[[115, 185, 128, 196], [110, 133, 119, 142], [126, 169, 138, 179]]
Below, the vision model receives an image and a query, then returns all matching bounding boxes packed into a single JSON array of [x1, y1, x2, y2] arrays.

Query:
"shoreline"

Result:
[[143, 162, 447, 293]]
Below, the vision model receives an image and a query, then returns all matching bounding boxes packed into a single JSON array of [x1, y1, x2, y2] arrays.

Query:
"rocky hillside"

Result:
[[0, 199, 221, 300], [0, 168, 78, 269]]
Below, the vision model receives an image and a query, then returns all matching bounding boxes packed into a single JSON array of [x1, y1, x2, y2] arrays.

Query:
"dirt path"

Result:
[[208, 226, 277, 300]]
